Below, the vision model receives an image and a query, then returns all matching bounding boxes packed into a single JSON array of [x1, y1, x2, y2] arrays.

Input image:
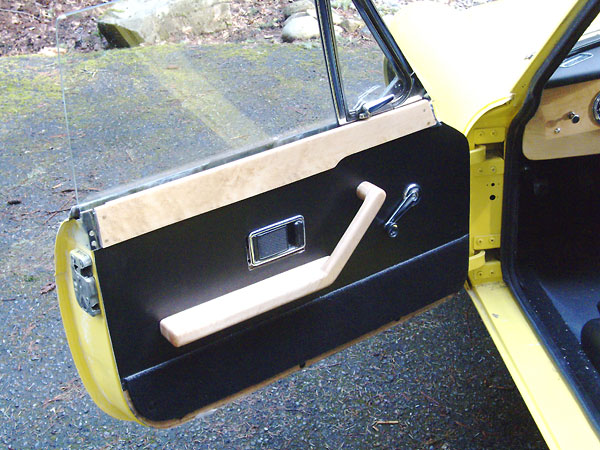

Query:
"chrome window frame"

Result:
[[315, 0, 416, 125]]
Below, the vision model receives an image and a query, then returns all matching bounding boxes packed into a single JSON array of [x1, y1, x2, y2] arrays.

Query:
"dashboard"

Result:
[[523, 42, 600, 160]]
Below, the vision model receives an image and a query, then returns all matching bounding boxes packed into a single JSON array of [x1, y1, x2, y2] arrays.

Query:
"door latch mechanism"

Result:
[[384, 184, 421, 238], [70, 249, 100, 316]]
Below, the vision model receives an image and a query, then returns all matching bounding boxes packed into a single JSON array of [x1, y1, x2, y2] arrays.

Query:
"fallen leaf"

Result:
[[40, 282, 56, 294]]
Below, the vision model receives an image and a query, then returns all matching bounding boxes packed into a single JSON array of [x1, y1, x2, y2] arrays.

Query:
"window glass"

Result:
[[57, 1, 337, 205], [332, 0, 409, 120]]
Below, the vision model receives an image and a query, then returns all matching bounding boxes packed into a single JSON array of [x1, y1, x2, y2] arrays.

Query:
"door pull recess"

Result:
[[384, 183, 421, 238], [247, 216, 305, 269]]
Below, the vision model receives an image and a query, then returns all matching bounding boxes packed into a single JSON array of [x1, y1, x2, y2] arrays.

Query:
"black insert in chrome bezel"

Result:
[[247, 215, 306, 269], [593, 92, 600, 125]]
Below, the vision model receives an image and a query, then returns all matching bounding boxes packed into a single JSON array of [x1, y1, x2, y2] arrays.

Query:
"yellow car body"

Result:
[[389, 1, 600, 448]]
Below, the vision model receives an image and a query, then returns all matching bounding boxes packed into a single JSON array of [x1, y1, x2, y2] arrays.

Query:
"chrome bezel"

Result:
[[593, 92, 600, 125], [247, 215, 306, 269]]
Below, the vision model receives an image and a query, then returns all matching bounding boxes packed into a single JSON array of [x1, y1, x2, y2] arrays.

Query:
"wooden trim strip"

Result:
[[523, 78, 600, 160], [159, 182, 386, 347], [95, 100, 435, 247]]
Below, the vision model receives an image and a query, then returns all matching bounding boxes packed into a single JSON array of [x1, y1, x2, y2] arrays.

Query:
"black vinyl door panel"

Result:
[[94, 123, 469, 423]]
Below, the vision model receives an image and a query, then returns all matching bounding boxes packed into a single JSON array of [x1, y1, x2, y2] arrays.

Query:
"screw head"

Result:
[[387, 223, 398, 238], [568, 111, 580, 124]]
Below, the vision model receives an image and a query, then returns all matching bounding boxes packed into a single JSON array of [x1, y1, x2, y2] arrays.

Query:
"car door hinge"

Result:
[[80, 209, 103, 250], [468, 251, 502, 285], [471, 127, 505, 145], [473, 234, 500, 250]]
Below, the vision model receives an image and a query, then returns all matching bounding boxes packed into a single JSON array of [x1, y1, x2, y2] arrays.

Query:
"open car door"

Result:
[[54, 0, 468, 426]]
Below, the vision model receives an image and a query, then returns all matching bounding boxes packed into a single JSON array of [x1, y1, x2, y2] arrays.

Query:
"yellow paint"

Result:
[[468, 250, 485, 273], [389, 0, 591, 276], [472, 234, 500, 250], [472, 127, 506, 145], [468, 258, 502, 285], [467, 283, 600, 449], [55, 219, 138, 423], [394, 1, 600, 446], [469, 151, 504, 256], [387, 0, 583, 137], [582, 13, 600, 40]]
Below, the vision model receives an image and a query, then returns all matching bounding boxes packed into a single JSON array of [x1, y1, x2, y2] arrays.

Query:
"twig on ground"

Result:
[[0, 8, 38, 19], [420, 390, 441, 406], [375, 420, 400, 425], [40, 282, 56, 295], [44, 198, 73, 224], [487, 384, 515, 391]]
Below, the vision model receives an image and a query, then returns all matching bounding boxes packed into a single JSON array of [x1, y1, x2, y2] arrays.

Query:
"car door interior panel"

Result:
[[92, 100, 435, 248], [124, 234, 467, 424], [55, 0, 474, 428], [91, 123, 469, 424], [54, 0, 600, 441]]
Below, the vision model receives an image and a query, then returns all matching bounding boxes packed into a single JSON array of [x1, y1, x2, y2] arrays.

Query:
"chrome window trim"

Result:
[[316, 0, 416, 125], [316, 0, 349, 124]]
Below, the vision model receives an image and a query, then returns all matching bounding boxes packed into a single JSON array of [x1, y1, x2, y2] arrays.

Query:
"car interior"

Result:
[[505, 18, 600, 426]]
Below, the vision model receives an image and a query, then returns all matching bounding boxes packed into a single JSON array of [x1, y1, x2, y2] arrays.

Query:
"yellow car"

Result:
[[55, 0, 600, 447]]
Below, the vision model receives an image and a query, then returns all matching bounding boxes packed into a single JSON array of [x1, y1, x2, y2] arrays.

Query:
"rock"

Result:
[[281, 15, 320, 42], [331, 0, 354, 10], [283, 0, 315, 18], [359, 26, 372, 38], [340, 17, 362, 33], [283, 9, 317, 27], [306, 8, 318, 19], [331, 11, 343, 25], [98, 0, 231, 47], [284, 11, 305, 27]]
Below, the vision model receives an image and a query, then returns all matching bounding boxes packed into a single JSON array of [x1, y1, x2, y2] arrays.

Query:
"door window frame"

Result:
[[316, 0, 416, 124]]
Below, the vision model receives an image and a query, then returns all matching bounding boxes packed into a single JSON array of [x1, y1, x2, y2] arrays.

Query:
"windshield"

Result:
[[581, 13, 600, 41]]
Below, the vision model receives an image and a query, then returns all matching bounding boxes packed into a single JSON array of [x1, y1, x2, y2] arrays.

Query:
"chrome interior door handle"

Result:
[[384, 183, 421, 238]]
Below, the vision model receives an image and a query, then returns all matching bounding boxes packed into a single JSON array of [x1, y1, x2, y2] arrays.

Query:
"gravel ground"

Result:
[[0, 42, 548, 449]]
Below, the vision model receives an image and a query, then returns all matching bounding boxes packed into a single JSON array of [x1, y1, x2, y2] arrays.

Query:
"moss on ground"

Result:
[[0, 56, 62, 118], [1, 42, 381, 196]]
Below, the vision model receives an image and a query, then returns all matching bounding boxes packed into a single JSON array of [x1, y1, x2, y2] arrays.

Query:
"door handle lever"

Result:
[[384, 184, 421, 238]]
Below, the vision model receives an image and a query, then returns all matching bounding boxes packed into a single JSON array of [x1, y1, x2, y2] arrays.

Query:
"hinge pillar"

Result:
[[470, 145, 504, 254]]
